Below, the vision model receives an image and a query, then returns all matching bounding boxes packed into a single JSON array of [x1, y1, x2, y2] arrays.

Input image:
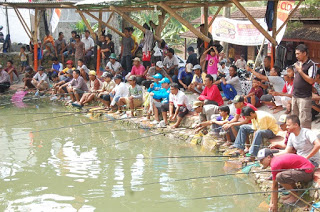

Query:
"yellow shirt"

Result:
[[191, 72, 206, 84], [131, 35, 138, 54], [251, 111, 279, 135], [62, 67, 75, 74]]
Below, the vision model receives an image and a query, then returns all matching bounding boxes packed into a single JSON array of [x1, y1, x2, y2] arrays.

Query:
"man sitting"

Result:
[[173, 63, 193, 90], [163, 48, 179, 77], [188, 64, 206, 94], [258, 148, 315, 210], [49, 57, 63, 81], [97, 72, 116, 110], [216, 65, 242, 100], [0, 65, 10, 93], [161, 83, 191, 128], [57, 69, 73, 99], [67, 70, 88, 104], [143, 61, 171, 88], [105, 53, 123, 76], [23, 66, 35, 90], [127, 57, 146, 85], [198, 74, 223, 106], [233, 106, 279, 160], [118, 75, 143, 116], [32, 66, 49, 91], [110, 74, 129, 112], [77, 59, 89, 82]]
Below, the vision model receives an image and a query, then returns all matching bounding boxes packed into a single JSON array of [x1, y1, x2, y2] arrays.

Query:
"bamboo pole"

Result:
[[106, 11, 114, 25], [276, 0, 303, 36], [98, 10, 102, 37], [249, 38, 266, 81], [208, 6, 223, 28], [82, 11, 125, 37], [203, 3, 209, 36], [13, 8, 31, 39], [157, 2, 211, 43], [78, 11, 96, 40], [33, 8, 38, 71], [231, 0, 277, 46], [110, 5, 162, 42]]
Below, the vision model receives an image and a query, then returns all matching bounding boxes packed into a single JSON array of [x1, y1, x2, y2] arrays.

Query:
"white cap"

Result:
[[257, 148, 273, 160], [156, 61, 164, 68], [101, 72, 108, 78]]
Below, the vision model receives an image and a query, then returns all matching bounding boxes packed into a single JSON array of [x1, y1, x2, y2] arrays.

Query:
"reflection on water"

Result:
[[0, 104, 265, 211]]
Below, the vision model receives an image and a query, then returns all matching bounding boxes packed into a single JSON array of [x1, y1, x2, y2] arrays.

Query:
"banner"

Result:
[[211, 17, 286, 46], [50, 8, 61, 33]]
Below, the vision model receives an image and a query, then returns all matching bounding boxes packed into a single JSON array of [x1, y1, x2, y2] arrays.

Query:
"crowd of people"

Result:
[[0, 25, 320, 212]]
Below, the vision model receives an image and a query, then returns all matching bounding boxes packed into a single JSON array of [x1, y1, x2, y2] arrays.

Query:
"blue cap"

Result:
[[153, 73, 163, 79], [159, 77, 170, 84]]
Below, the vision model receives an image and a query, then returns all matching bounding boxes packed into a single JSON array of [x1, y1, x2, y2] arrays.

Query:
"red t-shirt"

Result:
[[236, 102, 257, 123], [271, 154, 314, 181], [282, 81, 293, 94], [198, 84, 224, 106]]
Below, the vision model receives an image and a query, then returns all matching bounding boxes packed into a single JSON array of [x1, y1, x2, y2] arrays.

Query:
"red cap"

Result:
[[66, 60, 73, 65]]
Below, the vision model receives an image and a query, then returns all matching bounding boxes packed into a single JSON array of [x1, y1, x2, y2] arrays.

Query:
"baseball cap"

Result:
[[159, 77, 170, 84], [109, 53, 116, 59], [186, 63, 193, 73], [25, 66, 33, 72], [278, 114, 287, 125], [38, 66, 45, 71], [232, 95, 244, 104], [281, 70, 288, 76], [153, 73, 163, 79], [128, 75, 136, 81], [75, 34, 80, 39], [132, 57, 140, 62], [66, 60, 73, 65], [89, 70, 96, 76], [114, 74, 122, 80], [192, 101, 204, 109], [257, 148, 274, 160], [192, 64, 201, 70], [101, 72, 108, 78], [156, 61, 164, 68]]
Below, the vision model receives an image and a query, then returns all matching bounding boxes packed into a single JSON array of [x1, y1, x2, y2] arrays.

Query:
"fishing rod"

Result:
[[114, 155, 237, 160]]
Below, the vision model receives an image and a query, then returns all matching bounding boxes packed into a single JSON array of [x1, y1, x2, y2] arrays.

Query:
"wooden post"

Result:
[[106, 11, 114, 25], [203, 4, 209, 36], [276, 0, 303, 35], [272, 0, 278, 45], [96, 10, 102, 75], [33, 8, 38, 71], [14, 8, 32, 39], [231, 0, 277, 46], [110, 6, 162, 42], [78, 11, 96, 40], [161, 16, 171, 32], [82, 11, 125, 37], [208, 6, 222, 28], [157, 2, 211, 43], [98, 10, 103, 37]]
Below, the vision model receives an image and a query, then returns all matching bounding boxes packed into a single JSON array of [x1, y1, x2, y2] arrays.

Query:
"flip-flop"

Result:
[[72, 102, 83, 108]]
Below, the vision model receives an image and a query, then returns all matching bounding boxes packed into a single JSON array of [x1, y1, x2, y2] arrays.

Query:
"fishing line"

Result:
[[115, 155, 237, 160]]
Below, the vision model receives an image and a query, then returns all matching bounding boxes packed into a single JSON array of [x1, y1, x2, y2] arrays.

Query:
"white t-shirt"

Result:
[[218, 66, 229, 76], [81, 37, 94, 51], [163, 55, 179, 69], [77, 65, 89, 74], [169, 90, 191, 110], [287, 128, 320, 164], [106, 61, 122, 73], [267, 76, 285, 92]]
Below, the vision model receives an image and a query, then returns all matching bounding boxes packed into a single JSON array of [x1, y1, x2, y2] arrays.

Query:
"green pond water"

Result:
[[0, 103, 266, 211]]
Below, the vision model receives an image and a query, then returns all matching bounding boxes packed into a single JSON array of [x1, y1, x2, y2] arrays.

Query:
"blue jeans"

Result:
[[172, 75, 192, 88], [249, 129, 275, 156], [233, 124, 254, 150], [121, 55, 132, 77], [220, 83, 237, 100]]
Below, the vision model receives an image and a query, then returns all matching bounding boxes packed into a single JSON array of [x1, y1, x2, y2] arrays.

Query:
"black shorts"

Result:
[[100, 94, 111, 102], [62, 86, 68, 93], [161, 103, 189, 118]]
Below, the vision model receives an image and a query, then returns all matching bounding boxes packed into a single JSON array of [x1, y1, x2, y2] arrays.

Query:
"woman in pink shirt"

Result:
[[202, 46, 219, 80], [128, 57, 146, 85]]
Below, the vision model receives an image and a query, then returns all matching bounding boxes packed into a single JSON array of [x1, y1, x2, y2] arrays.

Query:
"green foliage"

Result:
[[72, 20, 99, 35], [286, 21, 304, 33], [300, 0, 320, 18]]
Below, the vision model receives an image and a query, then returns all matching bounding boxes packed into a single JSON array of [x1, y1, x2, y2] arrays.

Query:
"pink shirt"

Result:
[[271, 154, 314, 181], [206, 54, 219, 75], [131, 64, 145, 77]]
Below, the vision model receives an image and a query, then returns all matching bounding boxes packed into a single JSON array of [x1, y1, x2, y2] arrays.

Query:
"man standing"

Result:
[[292, 44, 317, 129], [55, 32, 67, 64], [186, 46, 198, 66], [121, 28, 134, 77], [74, 34, 85, 65], [277, 115, 320, 166], [81, 30, 95, 66], [258, 148, 315, 211]]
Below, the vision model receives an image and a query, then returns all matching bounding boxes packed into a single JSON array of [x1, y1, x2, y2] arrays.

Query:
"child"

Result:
[[19, 46, 28, 73], [244, 77, 263, 107], [202, 46, 219, 80]]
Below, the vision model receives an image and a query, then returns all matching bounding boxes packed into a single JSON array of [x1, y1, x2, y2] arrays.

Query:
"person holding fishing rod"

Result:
[[258, 148, 315, 211]]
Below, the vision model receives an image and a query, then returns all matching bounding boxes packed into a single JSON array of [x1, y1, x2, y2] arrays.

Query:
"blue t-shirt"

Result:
[[178, 67, 193, 80], [52, 63, 63, 72], [147, 82, 162, 92], [216, 115, 234, 121]]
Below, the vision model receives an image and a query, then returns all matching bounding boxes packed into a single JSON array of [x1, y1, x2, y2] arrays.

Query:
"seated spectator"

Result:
[[161, 83, 191, 128], [218, 62, 229, 77], [198, 74, 223, 106], [150, 77, 171, 124], [82, 30, 95, 66], [0, 65, 10, 93], [77, 59, 89, 82], [106, 53, 123, 76], [195, 105, 234, 146], [192, 100, 219, 125], [269, 114, 290, 150], [143, 61, 171, 88], [97, 72, 116, 110], [23, 66, 35, 89], [217, 65, 242, 100], [268, 66, 294, 114], [202, 46, 219, 80], [163, 48, 179, 77], [57, 69, 74, 99], [49, 57, 63, 81], [75, 71, 102, 106], [244, 78, 263, 107], [147, 73, 163, 92], [222, 95, 257, 140], [258, 149, 315, 209], [4, 60, 19, 83], [59, 60, 75, 80], [110, 74, 129, 111], [235, 54, 246, 69], [127, 57, 146, 85], [118, 75, 143, 117], [186, 46, 198, 66], [42, 31, 55, 58], [276, 115, 320, 167], [173, 63, 193, 90], [219, 52, 229, 65], [67, 70, 89, 103], [32, 66, 49, 91], [312, 68, 320, 120], [232, 107, 279, 160], [188, 64, 206, 94]]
